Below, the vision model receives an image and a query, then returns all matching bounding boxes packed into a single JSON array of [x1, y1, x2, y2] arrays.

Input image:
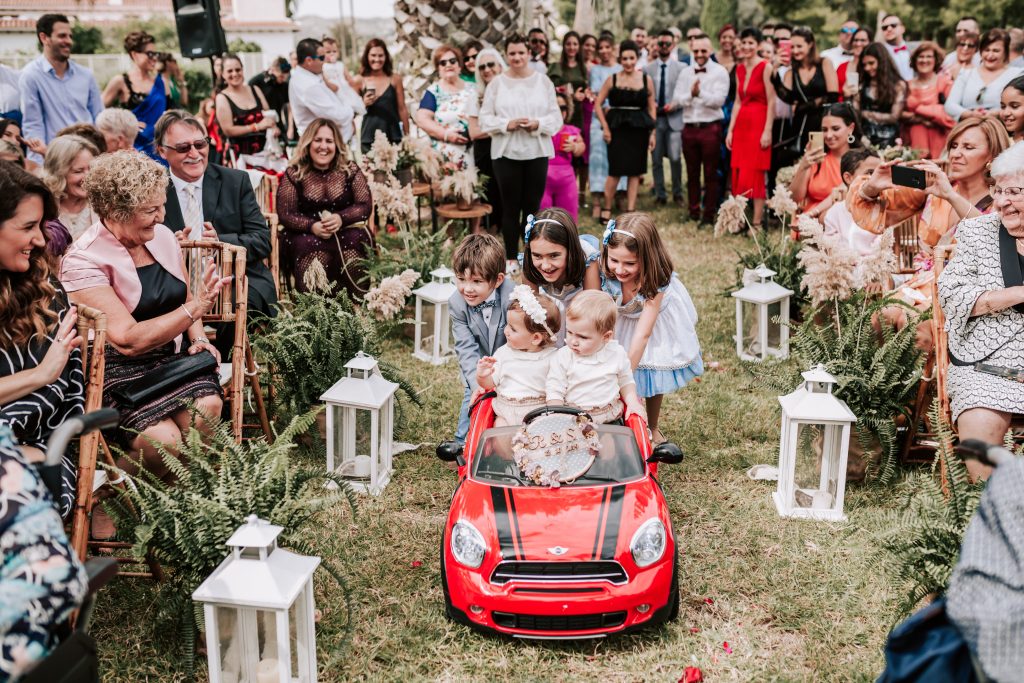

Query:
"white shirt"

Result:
[[170, 172, 204, 233], [945, 66, 1024, 120], [823, 200, 881, 256], [528, 59, 548, 75], [672, 60, 729, 124], [546, 341, 635, 410], [322, 61, 366, 116], [491, 345, 557, 400], [884, 42, 915, 81], [0, 64, 18, 113], [288, 65, 355, 142], [941, 51, 980, 72], [479, 71, 563, 160], [820, 46, 854, 67]]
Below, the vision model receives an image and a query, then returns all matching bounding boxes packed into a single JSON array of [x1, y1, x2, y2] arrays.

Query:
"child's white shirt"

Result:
[[546, 341, 634, 409], [492, 345, 557, 400]]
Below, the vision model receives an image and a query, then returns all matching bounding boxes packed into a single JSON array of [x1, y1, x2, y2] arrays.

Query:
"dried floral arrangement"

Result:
[[766, 184, 799, 226], [796, 214, 897, 308], [362, 130, 441, 178], [367, 175, 417, 227], [364, 268, 420, 321], [714, 194, 750, 236], [438, 165, 487, 204], [776, 164, 798, 188]]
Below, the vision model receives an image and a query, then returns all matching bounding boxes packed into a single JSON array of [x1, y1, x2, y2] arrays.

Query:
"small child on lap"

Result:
[[545, 290, 645, 424], [476, 286, 561, 427]]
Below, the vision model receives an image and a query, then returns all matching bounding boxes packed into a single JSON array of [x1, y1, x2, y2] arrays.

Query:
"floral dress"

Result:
[[419, 81, 476, 170], [0, 425, 88, 680]]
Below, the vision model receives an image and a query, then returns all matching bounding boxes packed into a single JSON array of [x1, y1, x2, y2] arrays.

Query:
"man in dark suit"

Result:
[[155, 109, 277, 357]]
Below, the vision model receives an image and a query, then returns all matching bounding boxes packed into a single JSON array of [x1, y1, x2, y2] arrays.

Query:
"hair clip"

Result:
[[602, 219, 639, 245], [524, 214, 536, 243]]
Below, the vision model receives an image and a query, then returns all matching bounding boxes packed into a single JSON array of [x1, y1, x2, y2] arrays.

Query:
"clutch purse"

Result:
[[111, 352, 218, 409]]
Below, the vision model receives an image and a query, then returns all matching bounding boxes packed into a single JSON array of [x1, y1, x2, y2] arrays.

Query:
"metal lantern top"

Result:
[[413, 267, 457, 305], [320, 352, 398, 410], [778, 365, 857, 424], [731, 263, 794, 305], [192, 516, 321, 611]]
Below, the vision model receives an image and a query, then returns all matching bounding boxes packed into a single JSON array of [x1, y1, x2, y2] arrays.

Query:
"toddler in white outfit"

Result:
[[546, 290, 645, 424], [477, 286, 562, 427]]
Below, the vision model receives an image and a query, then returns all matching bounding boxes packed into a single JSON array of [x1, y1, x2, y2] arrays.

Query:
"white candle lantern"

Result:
[[319, 352, 398, 495], [774, 365, 857, 521], [731, 264, 794, 361], [412, 266, 457, 364], [192, 515, 321, 683]]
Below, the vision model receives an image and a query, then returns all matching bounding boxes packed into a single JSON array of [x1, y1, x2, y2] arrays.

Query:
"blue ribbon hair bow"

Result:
[[524, 214, 536, 243], [602, 219, 616, 246]]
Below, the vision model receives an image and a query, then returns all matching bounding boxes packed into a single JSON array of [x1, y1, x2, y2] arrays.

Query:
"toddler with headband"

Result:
[[476, 285, 562, 427]]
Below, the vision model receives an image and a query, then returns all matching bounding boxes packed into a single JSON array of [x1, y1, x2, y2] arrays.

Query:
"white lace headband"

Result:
[[523, 214, 563, 243], [509, 285, 556, 342], [602, 219, 637, 245]]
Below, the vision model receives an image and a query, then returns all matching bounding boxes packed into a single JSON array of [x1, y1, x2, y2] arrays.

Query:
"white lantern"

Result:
[[319, 352, 398, 495], [192, 515, 321, 683], [412, 267, 457, 364], [731, 264, 794, 361], [774, 365, 857, 521]]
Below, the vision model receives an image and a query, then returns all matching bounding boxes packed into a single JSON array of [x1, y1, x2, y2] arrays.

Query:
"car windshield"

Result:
[[470, 425, 645, 487]]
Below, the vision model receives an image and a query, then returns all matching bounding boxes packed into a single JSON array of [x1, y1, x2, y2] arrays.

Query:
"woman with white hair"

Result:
[[468, 46, 506, 235], [96, 107, 140, 153], [40, 134, 100, 241], [938, 140, 1024, 480]]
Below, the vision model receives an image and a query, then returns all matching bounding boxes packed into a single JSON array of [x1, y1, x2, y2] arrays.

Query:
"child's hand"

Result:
[[476, 356, 496, 381], [624, 399, 647, 422]]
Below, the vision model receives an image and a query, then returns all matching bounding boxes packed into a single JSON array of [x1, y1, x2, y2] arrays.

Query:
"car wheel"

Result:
[[667, 551, 680, 622], [440, 535, 454, 621]]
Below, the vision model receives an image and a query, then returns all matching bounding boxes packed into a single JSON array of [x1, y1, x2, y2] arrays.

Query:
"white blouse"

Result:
[[491, 345, 557, 400], [546, 341, 635, 409], [479, 71, 563, 161]]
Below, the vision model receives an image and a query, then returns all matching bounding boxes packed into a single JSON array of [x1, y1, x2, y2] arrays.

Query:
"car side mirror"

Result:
[[436, 441, 466, 467], [647, 442, 684, 465]]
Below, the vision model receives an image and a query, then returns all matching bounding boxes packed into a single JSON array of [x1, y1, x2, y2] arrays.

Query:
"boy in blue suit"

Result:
[[449, 234, 514, 443]]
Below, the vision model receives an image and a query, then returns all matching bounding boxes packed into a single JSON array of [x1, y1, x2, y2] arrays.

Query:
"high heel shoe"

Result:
[[599, 209, 612, 226]]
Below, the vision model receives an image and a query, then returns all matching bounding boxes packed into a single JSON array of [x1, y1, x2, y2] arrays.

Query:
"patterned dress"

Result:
[[419, 81, 476, 170], [0, 425, 88, 679], [0, 286, 84, 519]]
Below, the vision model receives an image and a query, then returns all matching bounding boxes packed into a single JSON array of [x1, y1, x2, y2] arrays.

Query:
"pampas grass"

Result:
[[714, 194, 750, 236], [364, 268, 420, 320]]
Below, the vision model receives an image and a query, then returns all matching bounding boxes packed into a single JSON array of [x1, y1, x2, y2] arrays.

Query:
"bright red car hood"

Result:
[[454, 478, 665, 563]]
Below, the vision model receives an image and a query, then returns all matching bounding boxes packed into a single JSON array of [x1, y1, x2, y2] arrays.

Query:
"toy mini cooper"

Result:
[[436, 397, 683, 638]]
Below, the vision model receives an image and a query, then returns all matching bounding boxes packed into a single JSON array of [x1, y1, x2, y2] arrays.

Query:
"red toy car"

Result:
[[436, 397, 683, 639]]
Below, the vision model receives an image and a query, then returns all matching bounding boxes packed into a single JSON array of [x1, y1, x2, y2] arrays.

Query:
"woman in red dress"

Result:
[[726, 27, 776, 229]]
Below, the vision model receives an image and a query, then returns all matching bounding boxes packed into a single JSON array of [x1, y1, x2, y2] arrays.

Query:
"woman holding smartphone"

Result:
[[356, 39, 410, 154], [838, 28, 872, 100], [789, 102, 862, 215]]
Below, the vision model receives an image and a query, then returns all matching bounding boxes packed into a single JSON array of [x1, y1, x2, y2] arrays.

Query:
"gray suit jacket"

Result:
[[645, 58, 685, 131], [450, 278, 515, 388]]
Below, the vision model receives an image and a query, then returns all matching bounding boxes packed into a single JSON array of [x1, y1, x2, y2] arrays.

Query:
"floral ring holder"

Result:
[[511, 412, 602, 487]]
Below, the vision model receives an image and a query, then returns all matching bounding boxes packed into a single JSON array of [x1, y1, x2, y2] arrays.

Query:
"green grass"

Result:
[[90, 199, 907, 682]]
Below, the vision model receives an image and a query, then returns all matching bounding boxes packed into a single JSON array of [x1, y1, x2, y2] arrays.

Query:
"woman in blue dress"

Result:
[[101, 31, 169, 162], [588, 35, 626, 222]]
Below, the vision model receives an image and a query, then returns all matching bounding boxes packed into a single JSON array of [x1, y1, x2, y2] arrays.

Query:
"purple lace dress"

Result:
[[277, 162, 373, 297]]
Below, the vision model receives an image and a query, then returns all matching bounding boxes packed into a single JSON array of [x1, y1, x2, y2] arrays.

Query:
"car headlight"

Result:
[[630, 518, 666, 568], [451, 520, 487, 568]]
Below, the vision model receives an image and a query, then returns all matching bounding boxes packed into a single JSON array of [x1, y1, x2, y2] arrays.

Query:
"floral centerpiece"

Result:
[[364, 268, 420, 321], [363, 130, 439, 186], [438, 164, 487, 210]]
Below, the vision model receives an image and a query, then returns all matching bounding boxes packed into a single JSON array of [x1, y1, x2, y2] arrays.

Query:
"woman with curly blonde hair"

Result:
[[59, 151, 230, 511], [278, 117, 372, 295], [0, 160, 85, 518], [41, 134, 100, 241]]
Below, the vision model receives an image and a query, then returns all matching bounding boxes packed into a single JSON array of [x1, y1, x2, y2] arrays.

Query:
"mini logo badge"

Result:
[[547, 546, 568, 556]]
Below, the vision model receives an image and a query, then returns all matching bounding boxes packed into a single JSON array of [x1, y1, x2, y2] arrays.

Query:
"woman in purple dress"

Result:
[[277, 117, 373, 297]]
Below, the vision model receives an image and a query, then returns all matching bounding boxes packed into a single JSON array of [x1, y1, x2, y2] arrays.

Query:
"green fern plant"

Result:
[[359, 225, 461, 287], [252, 289, 419, 416], [875, 400, 985, 618], [789, 291, 925, 484], [726, 228, 809, 313], [104, 409, 357, 671]]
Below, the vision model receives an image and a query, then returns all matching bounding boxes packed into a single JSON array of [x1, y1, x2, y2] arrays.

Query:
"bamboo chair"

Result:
[[932, 244, 956, 428], [179, 240, 272, 442], [892, 216, 920, 275], [69, 305, 163, 579]]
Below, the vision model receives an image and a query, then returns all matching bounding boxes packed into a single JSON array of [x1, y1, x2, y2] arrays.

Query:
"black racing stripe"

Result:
[[591, 487, 611, 560], [491, 487, 515, 560], [507, 489, 524, 560], [600, 485, 627, 560]]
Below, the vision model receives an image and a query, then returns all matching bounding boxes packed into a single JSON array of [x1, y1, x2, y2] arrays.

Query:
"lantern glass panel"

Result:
[[215, 605, 239, 680], [419, 302, 439, 354], [740, 300, 760, 356], [332, 407, 376, 480], [288, 601, 300, 676], [766, 300, 782, 350], [792, 423, 839, 511]]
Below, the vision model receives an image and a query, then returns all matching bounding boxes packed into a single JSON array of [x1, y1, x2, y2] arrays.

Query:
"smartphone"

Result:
[[846, 71, 859, 89], [892, 165, 928, 190], [365, 87, 376, 98], [808, 131, 824, 153], [778, 39, 792, 64]]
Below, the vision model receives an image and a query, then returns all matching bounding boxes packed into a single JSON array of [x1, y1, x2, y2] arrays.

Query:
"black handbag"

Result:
[[110, 351, 218, 409]]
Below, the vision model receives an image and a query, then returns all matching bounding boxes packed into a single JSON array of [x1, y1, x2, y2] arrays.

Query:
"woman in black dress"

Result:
[[215, 54, 276, 158], [0, 162, 84, 519], [854, 42, 907, 149], [357, 39, 411, 154], [774, 26, 839, 167], [594, 40, 656, 217]]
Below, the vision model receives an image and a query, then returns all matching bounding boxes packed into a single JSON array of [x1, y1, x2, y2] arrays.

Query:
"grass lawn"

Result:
[[90, 197, 910, 682]]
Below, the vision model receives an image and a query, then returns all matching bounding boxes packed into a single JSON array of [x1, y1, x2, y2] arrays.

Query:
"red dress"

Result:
[[731, 60, 771, 200]]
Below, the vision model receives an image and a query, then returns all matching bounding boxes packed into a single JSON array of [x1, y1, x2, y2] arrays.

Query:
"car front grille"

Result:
[[492, 611, 628, 631], [490, 561, 628, 585]]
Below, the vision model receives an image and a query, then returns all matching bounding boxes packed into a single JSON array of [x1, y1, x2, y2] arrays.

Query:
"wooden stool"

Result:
[[435, 202, 492, 237], [412, 181, 433, 232]]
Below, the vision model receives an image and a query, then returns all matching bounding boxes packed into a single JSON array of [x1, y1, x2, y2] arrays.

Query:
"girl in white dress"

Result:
[[476, 286, 561, 426], [521, 207, 602, 345], [601, 212, 703, 443]]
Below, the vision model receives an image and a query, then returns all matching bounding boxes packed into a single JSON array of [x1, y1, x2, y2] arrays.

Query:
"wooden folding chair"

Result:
[[69, 305, 163, 579], [892, 215, 920, 275], [932, 244, 956, 427], [179, 240, 272, 442]]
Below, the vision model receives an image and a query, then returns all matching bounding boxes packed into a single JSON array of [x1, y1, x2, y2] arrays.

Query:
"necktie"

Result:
[[183, 184, 202, 239], [658, 63, 666, 109], [894, 45, 908, 53], [471, 300, 497, 313]]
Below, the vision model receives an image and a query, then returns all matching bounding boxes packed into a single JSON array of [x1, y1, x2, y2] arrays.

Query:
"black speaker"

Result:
[[173, 0, 228, 59]]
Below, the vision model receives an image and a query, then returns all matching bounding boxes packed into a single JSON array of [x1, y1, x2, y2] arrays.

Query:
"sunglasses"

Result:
[[479, 61, 498, 70], [976, 86, 988, 104], [161, 138, 210, 154], [437, 57, 459, 67], [308, 54, 325, 61], [140, 50, 159, 59], [959, 41, 978, 49], [530, 38, 546, 44], [465, 53, 477, 61], [658, 41, 673, 47], [881, 22, 900, 30], [840, 27, 858, 34]]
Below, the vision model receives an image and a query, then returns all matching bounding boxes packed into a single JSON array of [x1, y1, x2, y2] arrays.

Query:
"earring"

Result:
[[848, 133, 856, 144]]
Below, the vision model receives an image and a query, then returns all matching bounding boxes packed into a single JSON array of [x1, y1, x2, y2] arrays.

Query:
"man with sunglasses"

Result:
[[880, 14, 915, 80], [156, 110, 277, 356], [678, 26, 705, 65], [821, 20, 859, 68], [941, 17, 982, 72], [528, 28, 548, 74], [288, 37, 355, 143], [645, 29, 685, 205]]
